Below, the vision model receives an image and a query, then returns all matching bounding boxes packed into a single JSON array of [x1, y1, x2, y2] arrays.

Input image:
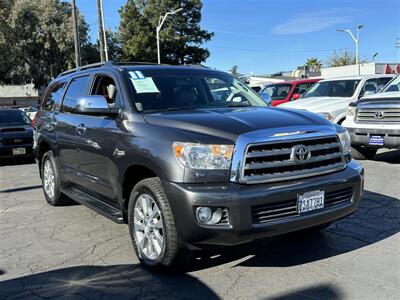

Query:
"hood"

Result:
[[361, 91, 400, 100], [143, 107, 330, 140], [0, 125, 33, 136], [279, 97, 352, 113]]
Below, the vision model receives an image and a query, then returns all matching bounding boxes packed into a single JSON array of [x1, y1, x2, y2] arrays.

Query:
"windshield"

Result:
[[125, 69, 268, 112], [302, 80, 361, 98], [0, 110, 31, 126], [261, 84, 292, 100], [381, 76, 400, 93]]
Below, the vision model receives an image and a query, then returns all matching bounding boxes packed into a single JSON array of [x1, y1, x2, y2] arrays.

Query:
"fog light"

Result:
[[196, 207, 212, 224]]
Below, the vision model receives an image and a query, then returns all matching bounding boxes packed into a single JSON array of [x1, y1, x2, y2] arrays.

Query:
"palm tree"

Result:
[[305, 58, 323, 72]]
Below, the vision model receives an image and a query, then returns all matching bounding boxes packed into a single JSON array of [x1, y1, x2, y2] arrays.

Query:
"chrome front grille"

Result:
[[242, 136, 345, 183], [356, 107, 400, 123], [251, 187, 353, 225]]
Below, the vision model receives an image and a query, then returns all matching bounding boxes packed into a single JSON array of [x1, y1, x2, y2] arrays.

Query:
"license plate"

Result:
[[369, 135, 384, 146], [12, 148, 26, 155], [297, 190, 325, 214]]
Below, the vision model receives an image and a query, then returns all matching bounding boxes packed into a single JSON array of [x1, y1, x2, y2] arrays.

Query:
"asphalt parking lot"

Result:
[[0, 150, 399, 300]]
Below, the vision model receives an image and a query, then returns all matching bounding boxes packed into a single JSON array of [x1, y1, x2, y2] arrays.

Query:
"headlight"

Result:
[[346, 106, 356, 118], [173, 142, 234, 169], [338, 130, 351, 154], [318, 112, 334, 122]]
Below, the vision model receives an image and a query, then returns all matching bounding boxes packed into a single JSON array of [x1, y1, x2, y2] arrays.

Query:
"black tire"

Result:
[[41, 151, 70, 206], [128, 177, 192, 270], [350, 146, 377, 160]]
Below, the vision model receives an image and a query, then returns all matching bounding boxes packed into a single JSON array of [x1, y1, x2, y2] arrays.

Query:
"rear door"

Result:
[[74, 72, 123, 206], [56, 75, 91, 186]]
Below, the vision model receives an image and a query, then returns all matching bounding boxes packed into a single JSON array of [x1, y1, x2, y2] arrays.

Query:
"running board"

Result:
[[63, 186, 124, 224]]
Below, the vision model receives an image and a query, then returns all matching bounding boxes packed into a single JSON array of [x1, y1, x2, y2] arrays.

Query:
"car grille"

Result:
[[251, 187, 353, 225], [242, 136, 345, 184], [0, 137, 33, 146], [356, 107, 400, 123]]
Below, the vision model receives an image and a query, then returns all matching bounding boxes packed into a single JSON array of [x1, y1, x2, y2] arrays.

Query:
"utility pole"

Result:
[[97, 0, 108, 61], [71, 0, 81, 67]]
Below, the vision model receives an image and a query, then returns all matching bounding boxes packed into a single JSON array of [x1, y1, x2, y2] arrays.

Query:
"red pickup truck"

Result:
[[260, 78, 321, 106]]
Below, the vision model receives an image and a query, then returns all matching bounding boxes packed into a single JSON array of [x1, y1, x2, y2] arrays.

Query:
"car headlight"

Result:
[[346, 106, 356, 118], [173, 142, 234, 169], [338, 130, 351, 154], [318, 112, 334, 122]]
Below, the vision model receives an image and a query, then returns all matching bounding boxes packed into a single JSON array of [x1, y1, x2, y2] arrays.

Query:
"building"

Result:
[[0, 84, 39, 108], [321, 62, 400, 78]]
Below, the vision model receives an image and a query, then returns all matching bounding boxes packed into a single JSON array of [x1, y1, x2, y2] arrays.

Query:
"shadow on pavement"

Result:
[[0, 264, 218, 300], [0, 184, 42, 193], [188, 190, 399, 271], [374, 149, 400, 164], [0, 156, 35, 166], [266, 284, 342, 300]]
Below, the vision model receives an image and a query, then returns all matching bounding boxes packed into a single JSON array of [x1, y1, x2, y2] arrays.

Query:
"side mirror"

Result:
[[74, 96, 119, 116], [291, 93, 301, 100]]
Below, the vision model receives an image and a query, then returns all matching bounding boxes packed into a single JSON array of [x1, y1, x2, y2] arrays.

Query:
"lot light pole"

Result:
[[71, 0, 81, 67], [156, 8, 183, 64], [337, 25, 364, 75]]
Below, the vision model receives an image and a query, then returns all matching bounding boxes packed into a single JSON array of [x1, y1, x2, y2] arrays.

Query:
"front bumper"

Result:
[[0, 144, 34, 158], [163, 160, 363, 246], [343, 119, 400, 149]]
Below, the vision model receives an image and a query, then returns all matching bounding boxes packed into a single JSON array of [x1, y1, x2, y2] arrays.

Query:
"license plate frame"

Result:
[[297, 190, 325, 214], [369, 135, 384, 146], [12, 147, 26, 155]]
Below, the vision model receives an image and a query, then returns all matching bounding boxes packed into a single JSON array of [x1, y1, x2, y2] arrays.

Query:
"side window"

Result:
[[91, 75, 121, 108], [42, 82, 65, 111], [293, 83, 309, 96], [62, 76, 90, 113]]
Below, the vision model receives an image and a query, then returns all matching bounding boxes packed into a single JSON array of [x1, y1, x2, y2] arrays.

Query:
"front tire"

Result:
[[41, 151, 70, 206], [128, 177, 192, 270], [351, 146, 377, 160]]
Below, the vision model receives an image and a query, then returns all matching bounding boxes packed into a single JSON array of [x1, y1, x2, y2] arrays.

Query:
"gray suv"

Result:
[[34, 61, 364, 269]]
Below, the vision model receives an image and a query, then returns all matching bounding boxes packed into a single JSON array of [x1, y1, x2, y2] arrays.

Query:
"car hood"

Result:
[[143, 107, 330, 141], [279, 97, 352, 113], [0, 125, 33, 138]]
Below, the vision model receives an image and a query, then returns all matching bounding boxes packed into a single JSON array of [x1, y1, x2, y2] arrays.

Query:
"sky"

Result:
[[75, 0, 400, 75]]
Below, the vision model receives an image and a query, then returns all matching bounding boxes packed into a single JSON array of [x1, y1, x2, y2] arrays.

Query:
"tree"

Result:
[[326, 50, 356, 67], [229, 65, 244, 79], [0, 0, 95, 89], [305, 57, 323, 72], [119, 0, 213, 64]]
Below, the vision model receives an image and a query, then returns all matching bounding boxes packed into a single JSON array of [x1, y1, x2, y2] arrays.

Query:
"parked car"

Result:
[[260, 78, 321, 106], [279, 75, 395, 124], [342, 91, 400, 160], [0, 109, 34, 159], [25, 104, 40, 120], [34, 61, 363, 270]]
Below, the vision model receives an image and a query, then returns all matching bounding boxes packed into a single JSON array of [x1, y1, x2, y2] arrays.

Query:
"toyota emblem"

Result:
[[374, 111, 384, 119], [291, 145, 311, 164]]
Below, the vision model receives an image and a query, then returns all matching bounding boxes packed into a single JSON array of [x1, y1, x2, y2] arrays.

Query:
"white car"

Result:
[[279, 75, 394, 124]]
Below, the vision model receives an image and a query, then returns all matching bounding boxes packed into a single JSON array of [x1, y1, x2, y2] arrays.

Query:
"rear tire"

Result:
[[41, 151, 70, 206], [350, 146, 377, 160], [128, 177, 192, 270]]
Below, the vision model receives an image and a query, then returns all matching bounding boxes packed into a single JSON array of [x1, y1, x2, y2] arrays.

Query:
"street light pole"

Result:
[[71, 0, 81, 67], [156, 8, 183, 64], [337, 25, 364, 75]]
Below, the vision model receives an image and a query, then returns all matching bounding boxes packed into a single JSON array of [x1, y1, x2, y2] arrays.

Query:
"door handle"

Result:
[[76, 124, 87, 135]]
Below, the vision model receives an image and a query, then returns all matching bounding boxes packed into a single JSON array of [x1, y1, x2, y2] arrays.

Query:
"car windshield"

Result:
[[381, 76, 400, 92], [302, 80, 361, 98], [125, 68, 268, 112], [0, 110, 31, 126], [261, 84, 292, 100]]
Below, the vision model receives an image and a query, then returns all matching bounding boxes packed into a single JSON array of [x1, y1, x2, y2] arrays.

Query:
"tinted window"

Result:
[[42, 82, 65, 111], [303, 80, 360, 98], [382, 76, 400, 92], [62, 76, 90, 113], [262, 84, 292, 100], [293, 83, 309, 95], [0, 110, 31, 126]]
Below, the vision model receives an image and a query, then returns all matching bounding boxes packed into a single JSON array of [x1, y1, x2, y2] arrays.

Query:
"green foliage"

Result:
[[0, 0, 95, 88], [327, 50, 357, 67], [119, 0, 213, 64], [305, 57, 323, 72]]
